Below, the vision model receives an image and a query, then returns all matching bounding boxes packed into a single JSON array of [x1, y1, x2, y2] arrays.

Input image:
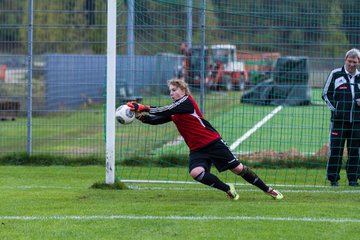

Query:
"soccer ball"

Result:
[[115, 105, 135, 124]]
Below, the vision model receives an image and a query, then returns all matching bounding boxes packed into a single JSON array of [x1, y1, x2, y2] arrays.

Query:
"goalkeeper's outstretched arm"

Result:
[[138, 114, 172, 125]]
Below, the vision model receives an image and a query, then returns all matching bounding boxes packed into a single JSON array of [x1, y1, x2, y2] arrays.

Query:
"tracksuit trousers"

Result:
[[327, 121, 360, 183]]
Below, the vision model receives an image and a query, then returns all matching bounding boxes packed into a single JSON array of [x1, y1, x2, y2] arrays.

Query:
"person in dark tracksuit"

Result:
[[126, 78, 283, 200], [322, 48, 360, 187]]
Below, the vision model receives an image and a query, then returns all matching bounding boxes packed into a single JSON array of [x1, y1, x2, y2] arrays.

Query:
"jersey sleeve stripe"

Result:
[[149, 96, 188, 114], [322, 68, 341, 111]]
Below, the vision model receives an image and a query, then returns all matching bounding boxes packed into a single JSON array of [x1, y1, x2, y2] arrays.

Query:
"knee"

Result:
[[231, 163, 244, 175], [190, 166, 205, 179]]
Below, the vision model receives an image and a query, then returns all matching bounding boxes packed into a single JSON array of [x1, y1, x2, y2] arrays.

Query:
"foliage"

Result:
[[1, 0, 360, 56], [0, 0, 24, 53], [322, 0, 349, 58], [0, 152, 103, 166], [16, 0, 107, 54], [122, 153, 188, 167]]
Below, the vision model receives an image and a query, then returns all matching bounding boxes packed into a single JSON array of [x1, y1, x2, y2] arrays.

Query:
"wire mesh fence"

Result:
[[0, 0, 359, 186]]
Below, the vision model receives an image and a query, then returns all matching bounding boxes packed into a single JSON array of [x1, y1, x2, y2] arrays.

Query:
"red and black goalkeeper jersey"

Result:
[[141, 95, 221, 151]]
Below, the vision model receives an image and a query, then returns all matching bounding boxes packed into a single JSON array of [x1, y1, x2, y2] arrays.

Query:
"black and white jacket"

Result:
[[322, 66, 360, 122]]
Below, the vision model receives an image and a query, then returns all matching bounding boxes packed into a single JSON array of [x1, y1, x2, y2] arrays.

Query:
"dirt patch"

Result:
[[314, 144, 347, 157], [240, 148, 304, 160]]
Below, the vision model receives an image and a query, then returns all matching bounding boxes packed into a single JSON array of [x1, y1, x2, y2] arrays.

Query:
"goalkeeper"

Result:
[[127, 78, 283, 200]]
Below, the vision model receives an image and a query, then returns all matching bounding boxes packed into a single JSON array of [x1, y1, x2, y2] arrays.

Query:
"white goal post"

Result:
[[105, 0, 117, 184]]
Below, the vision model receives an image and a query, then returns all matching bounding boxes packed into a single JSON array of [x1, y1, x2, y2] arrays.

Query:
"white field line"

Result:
[[0, 215, 359, 223], [121, 180, 340, 189], [127, 185, 360, 194], [230, 105, 283, 151], [122, 180, 360, 190], [2, 184, 359, 194]]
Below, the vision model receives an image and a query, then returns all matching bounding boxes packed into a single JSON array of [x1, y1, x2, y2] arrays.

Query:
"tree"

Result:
[[20, 0, 100, 54], [0, 0, 24, 53], [341, 1, 360, 46], [323, 0, 349, 58]]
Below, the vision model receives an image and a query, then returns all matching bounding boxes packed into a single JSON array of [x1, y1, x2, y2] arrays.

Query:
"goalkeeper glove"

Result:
[[127, 101, 150, 112], [135, 112, 146, 122]]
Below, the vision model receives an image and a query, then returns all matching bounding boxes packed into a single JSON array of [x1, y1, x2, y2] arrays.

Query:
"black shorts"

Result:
[[189, 139, 241, 173]]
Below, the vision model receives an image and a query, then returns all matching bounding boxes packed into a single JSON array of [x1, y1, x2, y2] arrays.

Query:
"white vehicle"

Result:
[[208, 44, 248, 90]]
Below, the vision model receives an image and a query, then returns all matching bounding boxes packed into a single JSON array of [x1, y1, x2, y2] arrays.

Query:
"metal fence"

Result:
[[0, 0, 359, 162]]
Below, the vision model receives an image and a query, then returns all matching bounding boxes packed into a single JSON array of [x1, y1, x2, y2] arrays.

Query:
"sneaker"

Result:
[[349, 181, 359, 187], [267, 188, 284, 200], [226, 183, 239, 200]]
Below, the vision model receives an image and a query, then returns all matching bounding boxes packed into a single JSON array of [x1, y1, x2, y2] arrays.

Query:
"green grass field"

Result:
[[1, 88, 358, 239], [0, 166, 359, 240]]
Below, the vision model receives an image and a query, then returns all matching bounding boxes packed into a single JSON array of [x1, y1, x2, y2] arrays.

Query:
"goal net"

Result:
[[106, 0, 359, 188]]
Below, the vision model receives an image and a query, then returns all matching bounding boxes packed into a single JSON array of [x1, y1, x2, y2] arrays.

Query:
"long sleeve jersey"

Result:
[[322, 66, 360, 122], [140, 95, 221, 151]]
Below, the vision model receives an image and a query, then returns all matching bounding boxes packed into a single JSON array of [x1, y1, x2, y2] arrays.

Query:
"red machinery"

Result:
[[180, 43, 248, 90]]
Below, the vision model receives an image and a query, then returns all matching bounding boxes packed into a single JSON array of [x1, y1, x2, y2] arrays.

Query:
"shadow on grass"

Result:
[[90, 180, 129, 190]]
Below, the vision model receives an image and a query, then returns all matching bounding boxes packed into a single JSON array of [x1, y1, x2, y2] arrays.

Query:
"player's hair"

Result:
[[167, 78, 191, 96], [345, 48, 360, 61]]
